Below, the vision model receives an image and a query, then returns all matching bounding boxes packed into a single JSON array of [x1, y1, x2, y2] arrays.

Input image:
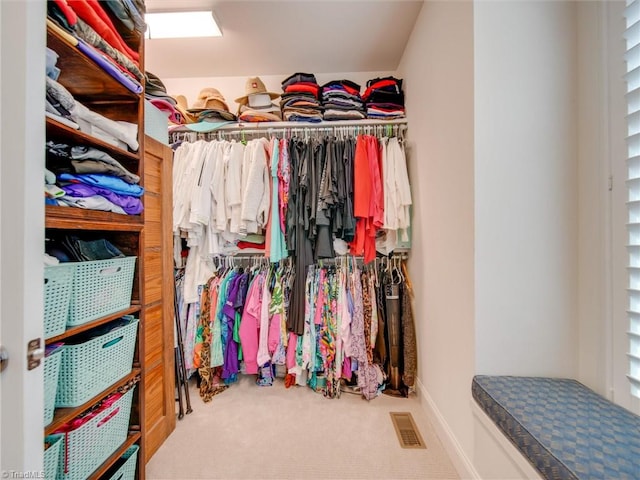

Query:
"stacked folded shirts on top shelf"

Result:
[[362, 76, 406, 120], [321, 79, 366, 121], [280, 73, 323, 123]]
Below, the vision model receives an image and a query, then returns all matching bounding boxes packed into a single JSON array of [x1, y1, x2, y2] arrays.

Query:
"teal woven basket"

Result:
[[44, 264, 75, 339], [44, 347, 63, 426], [67, 257, 136, 327], [44, 434, 62, 480], [57, 387, 135, 480], [55, 319, 138, 408], [106, 445, 139, 480]]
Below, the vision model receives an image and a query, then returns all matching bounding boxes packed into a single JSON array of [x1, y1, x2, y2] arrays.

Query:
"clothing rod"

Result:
[[211, 253, 408, 261], [169, 118, 407, 135]]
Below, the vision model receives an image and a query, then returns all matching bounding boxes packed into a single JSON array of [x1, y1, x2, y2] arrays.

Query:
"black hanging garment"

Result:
[[385, 282, 403, 395], [287, 138, 314, 336]]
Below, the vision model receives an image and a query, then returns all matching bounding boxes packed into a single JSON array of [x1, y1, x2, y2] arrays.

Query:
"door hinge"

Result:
[[27, 338, 44, 370]]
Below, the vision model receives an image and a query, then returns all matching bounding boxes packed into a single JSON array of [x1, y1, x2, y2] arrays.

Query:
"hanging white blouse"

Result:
[[189, 141, 218, 228], [239, 138, 271, 235], [226, 141, 245, 234], [210, 142, 229, 233], [378, 136, 412, 253]]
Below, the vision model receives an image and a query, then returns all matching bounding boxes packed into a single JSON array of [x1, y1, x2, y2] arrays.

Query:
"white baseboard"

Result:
[[415, 379, 481, 480]]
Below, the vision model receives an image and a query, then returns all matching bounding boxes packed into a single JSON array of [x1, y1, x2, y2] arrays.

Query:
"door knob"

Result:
[[0, 345, 8, 373]]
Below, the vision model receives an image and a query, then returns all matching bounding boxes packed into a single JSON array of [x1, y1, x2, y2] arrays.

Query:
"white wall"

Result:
[[474, 0, 578, 377], [162, 71, 395, 117], [396, 1, 477, 474], [575, 0, 612, 398]]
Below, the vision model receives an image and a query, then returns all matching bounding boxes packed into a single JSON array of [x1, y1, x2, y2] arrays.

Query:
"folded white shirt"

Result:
[[56, 194, 126, 215]]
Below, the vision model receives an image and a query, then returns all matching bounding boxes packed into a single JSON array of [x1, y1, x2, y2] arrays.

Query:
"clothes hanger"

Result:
[[373, 257, 380, 287]]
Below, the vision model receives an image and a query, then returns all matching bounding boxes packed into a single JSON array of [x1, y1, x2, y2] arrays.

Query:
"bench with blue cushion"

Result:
[[472, 375, 640, 479]]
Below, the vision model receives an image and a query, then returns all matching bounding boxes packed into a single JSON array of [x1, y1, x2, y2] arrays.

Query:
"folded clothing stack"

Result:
[[321, 79, 366, 121], [280, 72, 323, 123], [46, 141, 144, 215], [145, 72, 182, 124], [363, 76, 406, 120], [46, 235, 125, 263], [47, 0, 146, 92], [46, 75, 139, 152]]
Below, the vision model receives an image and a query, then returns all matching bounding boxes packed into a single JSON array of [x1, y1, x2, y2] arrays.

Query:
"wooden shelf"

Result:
[[46, 10, 147, 480], [44, 369, 141, 436], [46, 205, 143, 231], [46, 117, 139, 166], [88, 432, 141, 480], [45, 305, 142, 345], [47, 26, 140, 102]]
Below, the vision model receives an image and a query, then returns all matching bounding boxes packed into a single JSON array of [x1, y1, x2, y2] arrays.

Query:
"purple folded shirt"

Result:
[[62, 183, 143, 215], [76, 39, 143, 95]]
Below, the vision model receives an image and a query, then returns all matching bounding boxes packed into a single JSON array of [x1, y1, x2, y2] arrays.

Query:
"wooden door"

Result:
[[143, 136, 176, 462]]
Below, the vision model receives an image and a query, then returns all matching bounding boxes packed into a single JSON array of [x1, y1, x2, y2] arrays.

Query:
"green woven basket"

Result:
[[44, 347, 63, 426], [44, 434, 62, 480], [106, 445, 139, 480], [57, 388, 135, 480], [67, 257, 136, 327], [55, 319, 138, 408], [44, 264, 75, 339]]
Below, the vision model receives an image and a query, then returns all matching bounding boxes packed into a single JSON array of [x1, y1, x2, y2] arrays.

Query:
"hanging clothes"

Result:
[[170, 124, 416, 401], [288, 139, 314, 336], [197, 277, 228, 402]]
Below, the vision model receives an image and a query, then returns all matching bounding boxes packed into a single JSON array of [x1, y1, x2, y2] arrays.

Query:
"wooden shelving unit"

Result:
[[47, 25, 140, 102], [44, 369, 142, 437], [45, 305, 142, 344], [44, 6, 146, 478], [45, 205, 144, 231], [88, 433, 142, 480]]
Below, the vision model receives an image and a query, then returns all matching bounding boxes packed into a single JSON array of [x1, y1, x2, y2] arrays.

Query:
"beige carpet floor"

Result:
[[146, 375, 460, 480]]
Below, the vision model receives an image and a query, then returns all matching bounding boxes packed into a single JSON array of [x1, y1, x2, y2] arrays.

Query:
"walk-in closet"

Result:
[[4, 0, 606, 479], [36, 0, 440, 478]]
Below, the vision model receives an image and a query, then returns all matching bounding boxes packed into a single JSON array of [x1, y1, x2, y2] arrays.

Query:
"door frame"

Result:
[[1, 0, 46, 473]]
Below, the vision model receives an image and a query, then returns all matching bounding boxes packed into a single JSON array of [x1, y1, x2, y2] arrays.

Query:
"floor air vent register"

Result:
[[390, 412, 427, 449]]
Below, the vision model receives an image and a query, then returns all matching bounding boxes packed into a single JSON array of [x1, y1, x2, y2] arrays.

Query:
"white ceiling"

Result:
[[144, 0, 423, 79]]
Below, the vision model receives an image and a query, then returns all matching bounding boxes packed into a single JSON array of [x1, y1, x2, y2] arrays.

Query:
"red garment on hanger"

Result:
[[367, 135, 384, 229], [350, 135, 382, 264]]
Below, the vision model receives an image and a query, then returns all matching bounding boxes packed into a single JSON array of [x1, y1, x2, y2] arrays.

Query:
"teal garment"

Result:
[[210, 270, 235, 367], [219, 270, 237, 366], [234, 311, 243, 361], [269, 140, 288, 262]]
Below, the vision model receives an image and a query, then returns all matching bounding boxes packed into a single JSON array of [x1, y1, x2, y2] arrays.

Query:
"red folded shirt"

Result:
[[66, 0, 140, 64], [362, 79, 398, 102], [53, 0, 78, 26], [284, 83, 320, 98]]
